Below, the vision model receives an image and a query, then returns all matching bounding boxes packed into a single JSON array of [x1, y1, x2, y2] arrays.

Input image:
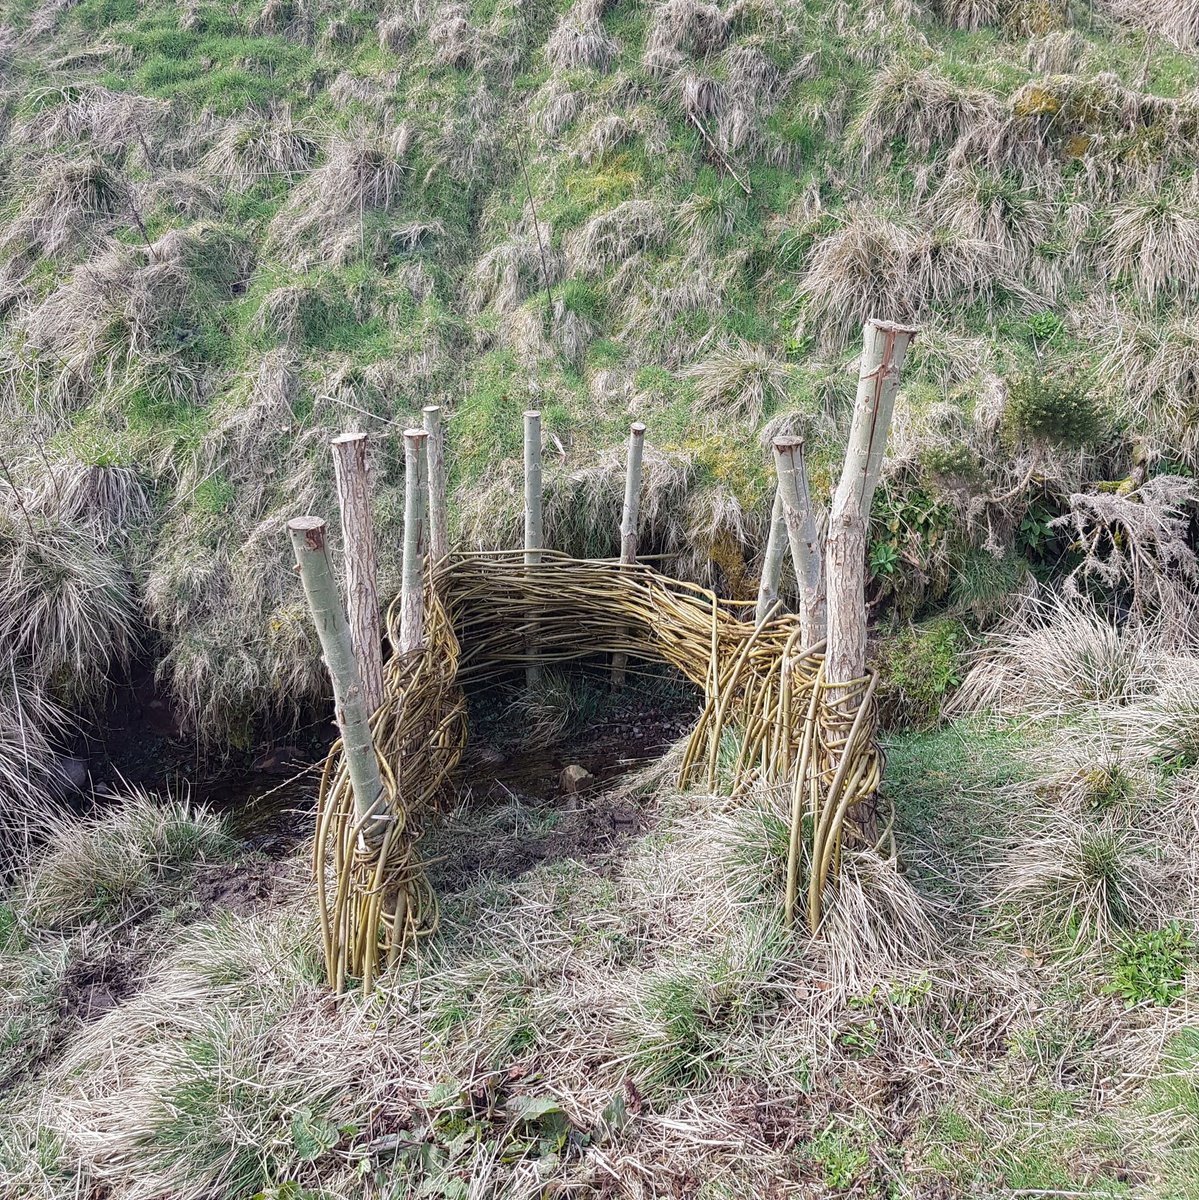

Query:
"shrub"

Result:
[[1004, 370, 1103, 447]]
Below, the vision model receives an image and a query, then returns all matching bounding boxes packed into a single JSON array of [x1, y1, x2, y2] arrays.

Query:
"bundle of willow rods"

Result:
[[315, 550, 889, 988]]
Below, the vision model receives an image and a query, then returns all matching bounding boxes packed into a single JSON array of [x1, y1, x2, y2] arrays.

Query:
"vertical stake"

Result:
[[422, 405, 449, 564], [524, 409, 543, 688], [612, 421, 646, 687], [772, 436, 826, 645], [288, 516, 383, 840], [755, 489, 786, 625], [331, 433, 383, 713], [400, 429, 429, 655]]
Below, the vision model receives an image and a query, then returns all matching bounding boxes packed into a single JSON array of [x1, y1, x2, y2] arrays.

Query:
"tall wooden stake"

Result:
[[523, 410, 543, 687], [400, 428, 429, 654], [825, 319, 917, 695], [331, 433, 383, 713], [422, 405, 449, 564], [755, 489, 786, 625], [612, 421, 646, 686], [773, 437, 826, 645], [288, 516, 383, 839]]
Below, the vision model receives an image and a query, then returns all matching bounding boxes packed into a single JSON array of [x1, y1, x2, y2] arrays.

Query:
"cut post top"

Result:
[[866, 317, 920, 336], [288, 515, 326, 531], [288, 515, 327, 548], [331, 432, 368, 446], [630, 421, 646, 435], [404, 428, 429, 441], [772, 435, 804, 452], [422, 404, 441, 416]]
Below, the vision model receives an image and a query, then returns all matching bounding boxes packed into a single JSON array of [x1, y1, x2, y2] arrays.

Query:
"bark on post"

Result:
[[612, 421, 646, 686], [288, 516, 383, 838], [422, 405, 449, 564], [523, 410, 543, 687], [331, 433, 383, 714], [825, 320, 918, 694], [400, 428, 429, 655], [755, 490, 786, 625], [773, 437, 826, 645]]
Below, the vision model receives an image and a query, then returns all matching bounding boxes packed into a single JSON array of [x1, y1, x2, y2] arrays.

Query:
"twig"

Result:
[[687, 112, 752, 197]]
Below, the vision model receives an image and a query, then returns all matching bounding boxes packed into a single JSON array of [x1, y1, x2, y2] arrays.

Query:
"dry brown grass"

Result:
[[203, 112, 319, 192], [0, 509, 140, 701], [951, 592, 1153, 718], [546, 1, 618, 71], [796, 207, 1031, 352], [681, 338, 791, 426], [16, 85, 169, 157], [1112, 0, 1199, 48], [2, 154, 125, 257], [269, 131, 408, 267], [851, 63, 1007, 170], [1103, 189, 1199, 306], [568, 198, 669, 275], [1097, 302, 1199, 464]]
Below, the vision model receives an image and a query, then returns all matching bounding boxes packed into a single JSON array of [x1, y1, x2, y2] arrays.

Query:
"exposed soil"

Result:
[[431, 683, 698, 889], [61, 948, 142, 1023]]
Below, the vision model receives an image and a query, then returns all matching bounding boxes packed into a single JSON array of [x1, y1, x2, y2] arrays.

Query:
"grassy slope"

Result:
[[1, 0, 1198, 746]]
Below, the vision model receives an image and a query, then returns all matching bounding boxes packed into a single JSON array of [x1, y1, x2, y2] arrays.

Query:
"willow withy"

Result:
[[314, 551, 888, 991]]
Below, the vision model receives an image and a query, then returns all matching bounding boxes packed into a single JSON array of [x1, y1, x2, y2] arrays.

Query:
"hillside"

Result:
[[2, 0, 1199, 1197], [2, 0, 1198, 746]]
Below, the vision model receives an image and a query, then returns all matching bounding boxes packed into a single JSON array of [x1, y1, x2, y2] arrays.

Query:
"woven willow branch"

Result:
[[314, 551, 889, 990]]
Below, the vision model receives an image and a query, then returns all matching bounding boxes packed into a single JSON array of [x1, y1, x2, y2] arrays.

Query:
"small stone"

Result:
[[559, 764, 592, 794]]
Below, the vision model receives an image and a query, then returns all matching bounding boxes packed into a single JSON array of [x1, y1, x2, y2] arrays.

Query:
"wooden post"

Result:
[[755, 489, 786, 625], [825, 319, 917, 694], [331, 433, 383, 713], [288, 516, 383, 839], [400, 428, 429, 654], [422, 405, 449, 564], [524, 410, 543, 687], [773, 437, 825, 646], [612, 421, 646, 686]]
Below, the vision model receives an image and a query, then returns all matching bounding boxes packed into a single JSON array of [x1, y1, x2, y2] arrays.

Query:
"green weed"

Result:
[[1106, 923, 1194, 1007]]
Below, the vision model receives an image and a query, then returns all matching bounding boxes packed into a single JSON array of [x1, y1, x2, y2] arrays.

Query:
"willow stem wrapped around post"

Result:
[[401, 429, 429, 654], [755, 489, 786, 625], [612, 421, 645, 688], [288, 516, 383, 840], [422, 405, 449, 565], [524, 409, 543, 688], [772, 436, 825, 645], [331, 433, 383, 714]]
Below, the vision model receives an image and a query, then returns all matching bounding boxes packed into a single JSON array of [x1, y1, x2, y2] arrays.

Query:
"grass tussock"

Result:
[[23, 787, 234, 930], [546, 1, 618, 72], [951, 593, 1151, 718], [797, 208, 1029, 351], [269, 132, 408, 267], [202, 112, 319, 192], [0, 511, 139, 702]]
